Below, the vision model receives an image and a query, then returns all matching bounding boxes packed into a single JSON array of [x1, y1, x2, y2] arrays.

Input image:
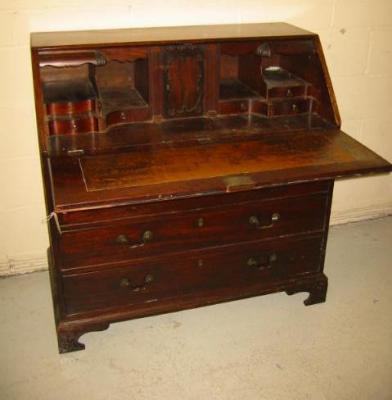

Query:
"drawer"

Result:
[[58, 193, 328, 269], [269, 98, 311, 116], [218, 99, 249, 115], [266, 85, 307, 99], [106, 106, 151, 126], [59, 181, 330, 226], [48, 114, 98, 135], [62, 234, 324, 315], [45, 99, 96, 116]]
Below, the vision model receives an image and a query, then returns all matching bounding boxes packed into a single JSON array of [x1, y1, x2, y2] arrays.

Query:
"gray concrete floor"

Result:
[[0, 217, 391, 400]]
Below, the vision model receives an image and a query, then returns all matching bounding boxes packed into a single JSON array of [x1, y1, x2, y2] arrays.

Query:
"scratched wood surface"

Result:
[[80, 132, 347, 191], [49, 129, 391, 211]]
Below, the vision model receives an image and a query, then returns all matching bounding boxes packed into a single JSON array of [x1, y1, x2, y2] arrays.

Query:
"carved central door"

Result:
[[163, 45, 204, 118]]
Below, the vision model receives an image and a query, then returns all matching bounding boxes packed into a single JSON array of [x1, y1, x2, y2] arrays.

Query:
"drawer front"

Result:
[[269, 98, 311, 116], [266, 85, 306, 99], [106, 106, 151, 126], [60, 181, 330, 226], [45, 99, 96, 116], [59, 193, 328, 269], [62, 235, 323, 315], [48, 114, 98, 135], [218, 99, 249, 115]]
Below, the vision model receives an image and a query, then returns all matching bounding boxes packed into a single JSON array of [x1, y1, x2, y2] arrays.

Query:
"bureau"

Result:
[[30, 22, 392, 353]]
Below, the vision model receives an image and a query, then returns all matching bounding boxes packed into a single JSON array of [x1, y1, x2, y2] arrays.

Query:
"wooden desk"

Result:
[[31, 23, 391, 353]]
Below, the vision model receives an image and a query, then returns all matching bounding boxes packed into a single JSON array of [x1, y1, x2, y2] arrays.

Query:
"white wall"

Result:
[[0, 0, 391, 275]]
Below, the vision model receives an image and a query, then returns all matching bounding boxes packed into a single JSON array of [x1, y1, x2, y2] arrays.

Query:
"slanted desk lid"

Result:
[[49, 129, 391, 212]]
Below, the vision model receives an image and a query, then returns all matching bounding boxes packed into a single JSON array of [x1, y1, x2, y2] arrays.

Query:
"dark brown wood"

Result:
[[62, 234, 324, 315], [46, 98, 96, 116], [57, 321, 110, 353], [30, 23, 391, 353], [204, 44, 219, 115], [38, 50, 106, 67], [58, 180, 330, 227], [163, 45, 204, 118]]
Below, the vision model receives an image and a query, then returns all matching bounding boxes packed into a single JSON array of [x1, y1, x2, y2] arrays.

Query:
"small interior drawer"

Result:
[[45, 99, 96, 116], [62, 234, 324, 315], [48, 114, 98, 135], [269, 98, 312, 116], [218, 99, 249, 115], [59, 181, 331, 226], [266, 85, 307, 99]]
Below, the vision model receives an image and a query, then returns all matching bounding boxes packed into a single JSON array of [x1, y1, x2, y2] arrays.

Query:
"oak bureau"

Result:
[[30, 23, 392, 353]]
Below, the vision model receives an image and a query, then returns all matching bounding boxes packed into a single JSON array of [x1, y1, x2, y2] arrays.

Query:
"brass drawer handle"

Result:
[[115, 234, 129, 244], [115, 230, 153, 246], [249, 212, 280, 229], [247, 253, 277, 271], [142, 230, 153, 243], [120, 273, 154, 292]]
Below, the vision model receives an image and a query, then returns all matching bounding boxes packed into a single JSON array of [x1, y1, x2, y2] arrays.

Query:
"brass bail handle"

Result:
[[115, 230, 153, 246], [120, 273, 154, 291], [249, 212, 280, 229], [247, 253, 277, 270]]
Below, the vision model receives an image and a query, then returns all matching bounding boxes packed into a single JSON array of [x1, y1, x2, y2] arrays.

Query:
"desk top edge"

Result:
[[31, 22, 316, 49]]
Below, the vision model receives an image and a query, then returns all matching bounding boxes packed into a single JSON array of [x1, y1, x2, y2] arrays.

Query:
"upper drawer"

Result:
[[59, 181, 330, 227], [58, 192, 328, 269]]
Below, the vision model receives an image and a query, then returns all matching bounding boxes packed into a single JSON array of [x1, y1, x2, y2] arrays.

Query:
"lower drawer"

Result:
[[62, 234, 324, 315]]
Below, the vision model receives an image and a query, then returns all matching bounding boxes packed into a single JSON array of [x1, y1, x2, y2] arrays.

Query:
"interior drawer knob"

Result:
[[249, 212, 280, 229], [247, 253, 277, 270]]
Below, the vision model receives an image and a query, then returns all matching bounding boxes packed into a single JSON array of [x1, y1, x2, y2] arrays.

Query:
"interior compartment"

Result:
[[38, 37, 337, 142], [218, 40, 318, 119], [41, 64, 99, 135], [41, 65, 98, 113], [219, 42, 262, 100], [39, 51, 151, 136], [95, 59, 150, 119]]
